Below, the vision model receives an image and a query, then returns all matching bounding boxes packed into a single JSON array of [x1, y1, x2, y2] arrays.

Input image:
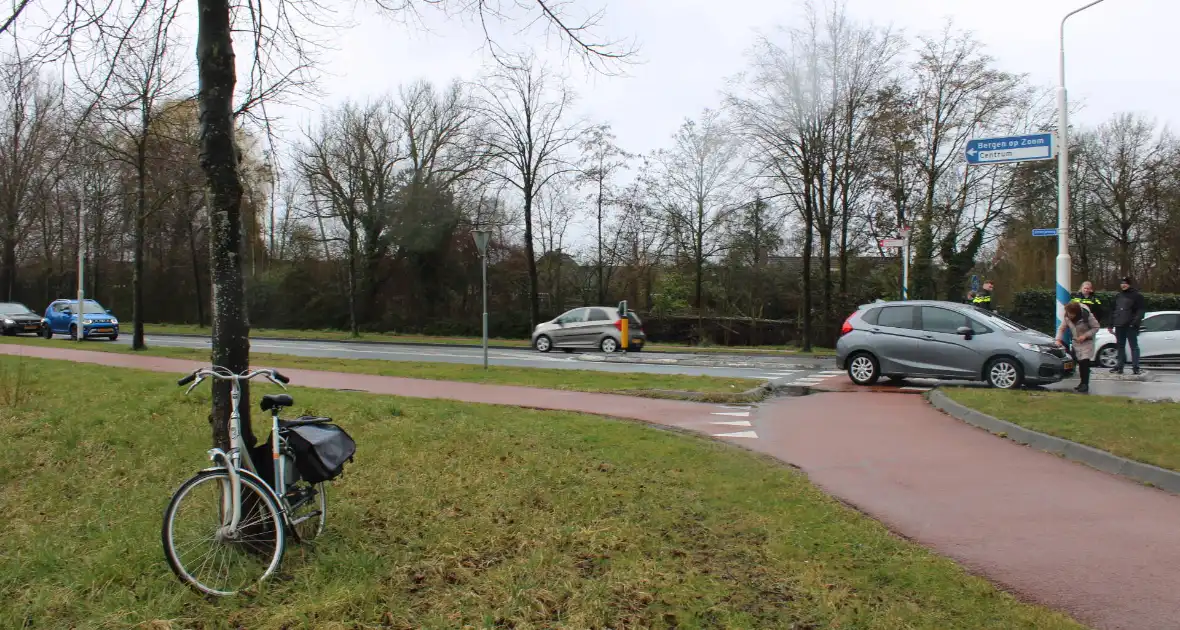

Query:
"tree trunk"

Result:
[[132, 148, 148, 350], [596, 179, 605, 305], [188, 219, 206, 327], [196, 0, 253, 451], [523, 187, 540, 327]]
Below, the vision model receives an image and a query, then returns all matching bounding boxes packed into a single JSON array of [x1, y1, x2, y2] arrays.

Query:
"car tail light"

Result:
[[840, 314, 854, 336], [614, 319, 624, 331]]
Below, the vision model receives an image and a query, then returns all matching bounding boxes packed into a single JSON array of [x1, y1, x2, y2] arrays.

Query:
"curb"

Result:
[[926, 388, 1180, 494], [630, 380, 815, 404], [144, 331, 836, 361]]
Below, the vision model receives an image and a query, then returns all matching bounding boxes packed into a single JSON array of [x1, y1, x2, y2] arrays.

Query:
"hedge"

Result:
[[1008, 289, 1180, 333]]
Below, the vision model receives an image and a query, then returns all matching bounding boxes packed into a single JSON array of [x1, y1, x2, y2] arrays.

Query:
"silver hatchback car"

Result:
[[835, 300, 1074, 389], [532, 306, 646, 353]]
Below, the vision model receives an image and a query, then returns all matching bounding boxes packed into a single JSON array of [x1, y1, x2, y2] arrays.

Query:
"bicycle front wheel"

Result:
[[162, 469, 286, 596]]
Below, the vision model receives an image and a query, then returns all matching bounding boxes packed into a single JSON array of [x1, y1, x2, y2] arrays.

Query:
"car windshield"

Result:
[[0, 302, 32, 315], [968, 306, 1028, 332], [63, 301, 107, 314]]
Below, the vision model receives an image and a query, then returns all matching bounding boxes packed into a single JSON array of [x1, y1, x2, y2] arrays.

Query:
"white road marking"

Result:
[[901, 386, 932, 391], [711, 420, 752, 427], [711, 411, 750, 417], [714, 430, 758, 439], [719, 405, 753, 410]]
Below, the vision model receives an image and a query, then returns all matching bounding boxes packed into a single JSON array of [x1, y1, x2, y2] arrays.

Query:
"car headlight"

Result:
[[1018, 342, 1054, 354], [83, 318, 93, 325], [2, 318, 13, 325], [111, 318, 118, 325]]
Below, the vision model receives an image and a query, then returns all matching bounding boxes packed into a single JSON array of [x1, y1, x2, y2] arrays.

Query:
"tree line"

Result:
[[1, 0, 1176, 357]]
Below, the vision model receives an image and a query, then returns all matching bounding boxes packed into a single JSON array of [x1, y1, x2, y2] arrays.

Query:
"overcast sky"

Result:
[[269, 0, 1177, 157]]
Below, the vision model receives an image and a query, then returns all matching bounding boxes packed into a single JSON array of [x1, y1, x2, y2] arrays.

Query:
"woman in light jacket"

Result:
[[1055, 301, 1100, 393]]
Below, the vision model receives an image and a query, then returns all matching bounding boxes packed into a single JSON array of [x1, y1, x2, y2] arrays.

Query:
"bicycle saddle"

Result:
[[260, 393, 294, 411]]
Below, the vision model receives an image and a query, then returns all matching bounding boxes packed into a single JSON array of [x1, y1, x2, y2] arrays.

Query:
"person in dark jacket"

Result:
[[1109, 276, 1146, 374], [971, 280, 994, 311], [1070, 280, 1104, 326]]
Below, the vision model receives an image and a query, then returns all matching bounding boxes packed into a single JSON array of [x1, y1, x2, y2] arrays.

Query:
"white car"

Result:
[[1092, 311, 1180, 369]]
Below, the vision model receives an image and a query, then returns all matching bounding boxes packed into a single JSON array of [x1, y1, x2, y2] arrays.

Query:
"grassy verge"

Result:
[[0, 356, 1080, 628], [943, 388, 1180, 472], [144, 322, 837, 356], [0, 336, 760, 400]]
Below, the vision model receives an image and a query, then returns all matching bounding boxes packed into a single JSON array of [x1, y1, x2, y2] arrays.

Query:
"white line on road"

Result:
[[714, 430, 758, 439], [711, 420, 752, 427], [711, 411, 750, 417]]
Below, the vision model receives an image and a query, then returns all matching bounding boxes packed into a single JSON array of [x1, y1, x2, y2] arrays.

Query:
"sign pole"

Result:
[[77, 204, 85, 342], [471, 229, 493, 370], [481, 252, 488, 370], [1055, 1, 1107, 334]]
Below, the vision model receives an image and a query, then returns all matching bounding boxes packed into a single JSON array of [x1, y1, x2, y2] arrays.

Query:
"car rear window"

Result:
[[861, 307, 880, 325], [876, 305, 916, 329], [627, 313, 642, 326]]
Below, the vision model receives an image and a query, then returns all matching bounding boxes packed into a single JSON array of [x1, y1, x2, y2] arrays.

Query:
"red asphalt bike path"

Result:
[[4, 344, 1179, 630]]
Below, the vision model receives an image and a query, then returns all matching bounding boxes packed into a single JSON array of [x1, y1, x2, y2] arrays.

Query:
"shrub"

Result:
[[1009, 288, 1180, 333]]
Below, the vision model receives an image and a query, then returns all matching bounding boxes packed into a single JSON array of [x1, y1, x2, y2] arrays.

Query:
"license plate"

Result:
[[1064, 361, 1074, 370], [23, 325, 38, 331], [631, 338, 641, 344]]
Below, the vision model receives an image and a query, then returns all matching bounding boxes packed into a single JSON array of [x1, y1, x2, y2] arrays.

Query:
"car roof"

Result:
[[860, 299, 972, 309]]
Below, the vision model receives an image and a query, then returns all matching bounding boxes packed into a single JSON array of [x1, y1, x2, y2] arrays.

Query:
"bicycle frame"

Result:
[[179, 366, 290, 538]]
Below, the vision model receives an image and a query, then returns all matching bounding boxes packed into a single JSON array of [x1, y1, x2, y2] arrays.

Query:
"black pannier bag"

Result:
[[285, 422, 356, 483]]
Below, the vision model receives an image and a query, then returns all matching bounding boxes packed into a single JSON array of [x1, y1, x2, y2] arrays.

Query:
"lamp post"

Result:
[[76, 204, 85, 342], [471, 228, 492, 370], [1056, 0, 1107, 331]]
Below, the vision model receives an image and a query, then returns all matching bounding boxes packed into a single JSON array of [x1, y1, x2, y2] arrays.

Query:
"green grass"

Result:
[[0, 356, 1081, 629], [943, 388, 1180, 472], [0, 336, 760, 400], [143, 323, 837, 356]]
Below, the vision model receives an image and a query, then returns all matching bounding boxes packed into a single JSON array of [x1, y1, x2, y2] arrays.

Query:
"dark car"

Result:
[[0, 302, 46, 336]]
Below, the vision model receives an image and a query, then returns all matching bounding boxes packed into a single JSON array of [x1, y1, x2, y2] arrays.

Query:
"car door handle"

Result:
[[869, 328, 881, 334]]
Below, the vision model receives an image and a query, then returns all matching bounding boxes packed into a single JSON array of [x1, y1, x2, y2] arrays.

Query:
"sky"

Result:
[[268, 0, 1179, 158]]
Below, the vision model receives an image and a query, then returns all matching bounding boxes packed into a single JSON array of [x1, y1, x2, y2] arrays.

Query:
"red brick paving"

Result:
[[6, 344, 1180, 629]]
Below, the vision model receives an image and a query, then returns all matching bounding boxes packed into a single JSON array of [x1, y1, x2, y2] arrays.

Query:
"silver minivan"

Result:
[[835, 300, 1073, 389], [532, 306, 646, 353]]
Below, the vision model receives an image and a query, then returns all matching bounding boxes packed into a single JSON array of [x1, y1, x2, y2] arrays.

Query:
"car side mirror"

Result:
[[106, 309, 112, 314], [956, 326, 974, 339]]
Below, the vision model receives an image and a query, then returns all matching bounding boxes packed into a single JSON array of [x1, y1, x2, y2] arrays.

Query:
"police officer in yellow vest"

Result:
[[1070, 280, 1104, 326], [971, 280, 994, 311]]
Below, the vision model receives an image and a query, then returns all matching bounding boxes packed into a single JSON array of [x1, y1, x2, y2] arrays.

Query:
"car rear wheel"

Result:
[[534, 335, 553, 353], [1097, 345, 1118, 369], [69, 324, 78, 341], [847, 352, 880, 386], [985, 357, 1023, 389], [600, 337, 619, 353]]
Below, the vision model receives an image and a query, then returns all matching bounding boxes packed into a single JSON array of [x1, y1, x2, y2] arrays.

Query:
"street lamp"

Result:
[[471, 228, 492, 370], [1056, 0, 1108, 330]]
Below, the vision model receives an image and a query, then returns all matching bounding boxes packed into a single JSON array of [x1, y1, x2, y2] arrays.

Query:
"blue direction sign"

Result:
[[966, 133, 1055, 165], [1031, 228, 1058, 237]]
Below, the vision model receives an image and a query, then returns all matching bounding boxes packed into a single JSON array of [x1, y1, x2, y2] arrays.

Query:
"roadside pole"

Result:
[[76, 205, 85, 342], [618, 300, 629, 353], [471, 229, 492, 370], [901, 226, 911, 300]]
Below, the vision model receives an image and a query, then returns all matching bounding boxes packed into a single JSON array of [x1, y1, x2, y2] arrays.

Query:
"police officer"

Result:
[[1070, 280, 1104, 326], [971, 280, 994, 311]]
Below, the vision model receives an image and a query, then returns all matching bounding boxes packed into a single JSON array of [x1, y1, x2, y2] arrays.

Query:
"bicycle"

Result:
[[161, 365, 349, 596]]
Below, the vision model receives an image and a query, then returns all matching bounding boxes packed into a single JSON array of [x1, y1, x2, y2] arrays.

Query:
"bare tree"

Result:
[[905, 23, 1025, 299], [86, 0, 187, 349], [474, 55, 581, 327], [649, 108, 747, 327], [577, 123, 629, 304]]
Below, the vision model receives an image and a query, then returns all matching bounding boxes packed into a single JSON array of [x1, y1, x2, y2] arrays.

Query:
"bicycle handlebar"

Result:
[[176, 366, 289, 392]]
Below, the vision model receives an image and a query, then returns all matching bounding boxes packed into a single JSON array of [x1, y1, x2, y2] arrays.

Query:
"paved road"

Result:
[[126, 334, 838, 383], [9, 343, 1180, 629], [128, 333, 1180, 400]]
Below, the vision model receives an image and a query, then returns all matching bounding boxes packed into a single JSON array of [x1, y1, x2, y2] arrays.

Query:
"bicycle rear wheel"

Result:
[[286, 481, 327, 543], [162, 469, 286, 596]]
